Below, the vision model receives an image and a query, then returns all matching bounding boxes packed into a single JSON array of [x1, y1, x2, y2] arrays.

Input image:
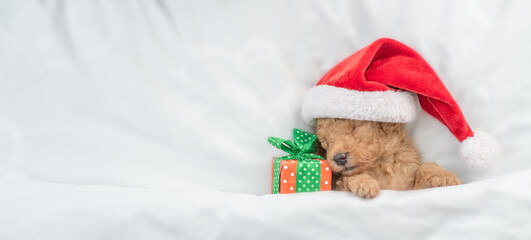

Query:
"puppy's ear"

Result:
[[314, 118, 328, 157], [315, 118, 328, 146], [314, 137, 327, 158]]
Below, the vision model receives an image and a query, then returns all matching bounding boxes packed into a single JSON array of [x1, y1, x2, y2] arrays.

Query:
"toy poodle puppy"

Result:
[[315, 118, 460, 199]]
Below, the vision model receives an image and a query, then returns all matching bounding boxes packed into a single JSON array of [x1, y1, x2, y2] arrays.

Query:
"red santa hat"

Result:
[[301, 38, 498, 170]]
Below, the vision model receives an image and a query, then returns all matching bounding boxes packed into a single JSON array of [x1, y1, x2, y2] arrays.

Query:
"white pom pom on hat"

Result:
[[459, 131, 499, 170], [301, 38, 499, 169]]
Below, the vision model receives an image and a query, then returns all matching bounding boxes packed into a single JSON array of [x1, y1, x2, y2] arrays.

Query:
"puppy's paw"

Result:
[[345, 175, 380, 199], [422, 172, 460, 188], [414, 163, 461, 189]]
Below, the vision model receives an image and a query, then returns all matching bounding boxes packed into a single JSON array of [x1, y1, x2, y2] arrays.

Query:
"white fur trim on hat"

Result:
[[459, 131, 499, 170], [301, 85, 417, 125]]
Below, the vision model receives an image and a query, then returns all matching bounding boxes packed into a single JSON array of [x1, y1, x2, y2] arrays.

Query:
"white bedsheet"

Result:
[[1, 0, 531, 239], [2, 171, 531, 239]]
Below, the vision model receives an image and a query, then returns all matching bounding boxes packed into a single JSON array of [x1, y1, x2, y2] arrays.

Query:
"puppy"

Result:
[[315, 118, 460, 199]]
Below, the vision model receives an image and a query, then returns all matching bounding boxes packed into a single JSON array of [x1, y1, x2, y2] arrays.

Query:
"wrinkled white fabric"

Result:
[[1, 0, 530, 239], [2, 171, 531, 239]]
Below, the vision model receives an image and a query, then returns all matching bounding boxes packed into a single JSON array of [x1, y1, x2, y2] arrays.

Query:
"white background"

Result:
[[1, 1, 530, 239]]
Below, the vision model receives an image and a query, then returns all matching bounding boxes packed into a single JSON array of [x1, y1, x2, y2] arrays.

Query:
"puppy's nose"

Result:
[[333, 153, 348, 166]]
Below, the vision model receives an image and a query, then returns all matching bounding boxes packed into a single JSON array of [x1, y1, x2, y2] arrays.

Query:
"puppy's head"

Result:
[[316, 118, 389, 176]]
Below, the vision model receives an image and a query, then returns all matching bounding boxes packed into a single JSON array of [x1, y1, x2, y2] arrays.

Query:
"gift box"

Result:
[[271, 158, 332, 194], [269, 128, 332, 194]]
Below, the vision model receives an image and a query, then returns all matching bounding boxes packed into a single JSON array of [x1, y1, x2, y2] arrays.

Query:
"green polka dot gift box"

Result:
[[269, 128, 332, 194]]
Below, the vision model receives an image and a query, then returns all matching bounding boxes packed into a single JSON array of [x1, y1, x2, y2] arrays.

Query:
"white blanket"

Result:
[[1, 0, 531, 239], [2, 171, 531, 239]]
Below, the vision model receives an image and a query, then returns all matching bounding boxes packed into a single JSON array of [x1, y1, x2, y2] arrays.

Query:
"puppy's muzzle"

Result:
[[333, 153, 348, 166]]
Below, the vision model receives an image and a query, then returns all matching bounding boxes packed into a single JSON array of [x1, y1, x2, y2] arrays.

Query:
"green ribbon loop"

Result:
[[269, 128, 325, 194]]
